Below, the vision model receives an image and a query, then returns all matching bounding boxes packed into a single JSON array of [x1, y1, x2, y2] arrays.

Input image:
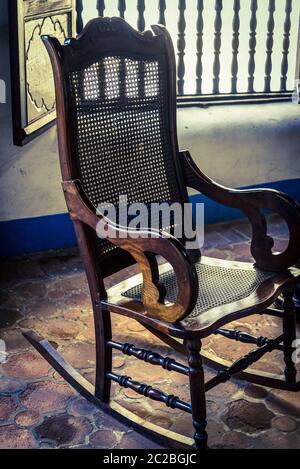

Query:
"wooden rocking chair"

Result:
[[24, 17, 300, 449]]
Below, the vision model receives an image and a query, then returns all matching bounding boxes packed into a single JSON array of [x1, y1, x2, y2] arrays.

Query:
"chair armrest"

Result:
[[62, 180, 198, 323], [181, 150, 300, 272]]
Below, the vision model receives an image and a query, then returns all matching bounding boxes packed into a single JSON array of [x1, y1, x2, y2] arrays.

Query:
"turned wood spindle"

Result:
[[107, 340, 189, 375], [248, 0, 258, 93], [107, 372, 192, 413], [281, 0, 293, 92], [264, 0, 276, 93], [213, 0, 223, 95], [196, 0, 204, 95], [185, 339, 208, 450], [158, 0, 166, 26], [231, 0, 240, 94], [97, 0, 105, 17], [137, 0, 145, 32], [76, 0, 83, 34], [118, 0, 126, 20], [177, 0, 186, 96]]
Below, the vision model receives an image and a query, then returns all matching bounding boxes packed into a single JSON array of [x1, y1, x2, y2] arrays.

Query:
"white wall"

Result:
[[178, 103, 300, 190], [1, 6, 300, 222]]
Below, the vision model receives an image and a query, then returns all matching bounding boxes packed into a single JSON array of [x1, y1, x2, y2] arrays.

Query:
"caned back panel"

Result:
[[68, 55, 182, 210], [63, 20, 188, 271]]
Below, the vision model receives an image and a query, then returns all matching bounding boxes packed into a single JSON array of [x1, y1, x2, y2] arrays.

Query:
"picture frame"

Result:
[[9, 0, 76, 146]]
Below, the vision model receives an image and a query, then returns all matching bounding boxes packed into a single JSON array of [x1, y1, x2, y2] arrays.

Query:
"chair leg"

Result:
[[282, 286, 297, 384], [94, 305, 112, 403], [185, 338, 208, 449]]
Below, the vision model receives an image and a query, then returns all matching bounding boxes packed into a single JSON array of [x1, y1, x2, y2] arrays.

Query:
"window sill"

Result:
[[177, 92, 293, 108]]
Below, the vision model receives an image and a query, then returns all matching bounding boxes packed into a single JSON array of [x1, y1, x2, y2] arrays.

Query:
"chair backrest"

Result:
[[44, 17, 191, 277]]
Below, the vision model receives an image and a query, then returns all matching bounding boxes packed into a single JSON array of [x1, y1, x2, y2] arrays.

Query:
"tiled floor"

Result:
[[0, 216, 299, 449]]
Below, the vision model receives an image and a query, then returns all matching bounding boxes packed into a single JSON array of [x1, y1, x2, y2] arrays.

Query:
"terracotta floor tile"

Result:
[[0, 216, 298, 449]]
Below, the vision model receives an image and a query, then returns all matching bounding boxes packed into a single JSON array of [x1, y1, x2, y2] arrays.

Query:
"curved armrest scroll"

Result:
[[62, 180, 198, 323], [181, 150, 300, 272]]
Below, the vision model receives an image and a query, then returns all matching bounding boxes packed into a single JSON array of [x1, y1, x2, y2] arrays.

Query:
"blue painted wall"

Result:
[[0, 179, 299, 257]]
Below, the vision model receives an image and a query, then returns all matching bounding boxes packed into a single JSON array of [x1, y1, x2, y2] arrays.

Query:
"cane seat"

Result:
[[123, 258, 275, 320]]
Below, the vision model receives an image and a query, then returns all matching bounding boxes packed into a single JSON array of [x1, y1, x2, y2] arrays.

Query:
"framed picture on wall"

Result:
[[9, 0, 76, 146]]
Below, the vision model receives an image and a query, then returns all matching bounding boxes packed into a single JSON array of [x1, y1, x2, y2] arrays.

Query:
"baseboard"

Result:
[[0, 213, 77, 257]]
